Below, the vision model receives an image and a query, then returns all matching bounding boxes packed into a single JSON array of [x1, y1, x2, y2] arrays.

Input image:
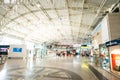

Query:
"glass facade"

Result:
[[99, 44, 110, 71]]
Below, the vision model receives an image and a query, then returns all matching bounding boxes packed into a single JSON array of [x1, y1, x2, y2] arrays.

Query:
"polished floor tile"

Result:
[[0, 56, 98, 80]]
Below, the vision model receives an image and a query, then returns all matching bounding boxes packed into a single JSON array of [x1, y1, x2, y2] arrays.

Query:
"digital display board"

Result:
[[0, 48, 8, 52], [0, 48, 8, 55]]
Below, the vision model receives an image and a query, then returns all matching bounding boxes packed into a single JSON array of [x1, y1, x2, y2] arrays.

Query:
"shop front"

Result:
[[106, 38, 120, 76], [99, 44, 109, 71]]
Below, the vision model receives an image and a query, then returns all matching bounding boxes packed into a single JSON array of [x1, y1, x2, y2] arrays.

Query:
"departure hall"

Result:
[[0, 0, 120, 80]]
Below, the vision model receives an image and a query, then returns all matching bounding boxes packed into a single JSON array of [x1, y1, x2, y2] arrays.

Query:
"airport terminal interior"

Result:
[[0, 0, 120, 80]]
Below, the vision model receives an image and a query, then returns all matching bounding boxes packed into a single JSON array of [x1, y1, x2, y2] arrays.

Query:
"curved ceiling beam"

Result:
[[0, 5, 14, 30], [77, 0, 85, 41], [82, 0, 108, 37], [0, 4, 100, 27], [4, 10, 40, 26]]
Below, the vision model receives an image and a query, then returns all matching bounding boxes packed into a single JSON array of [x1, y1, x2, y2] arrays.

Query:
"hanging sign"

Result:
[[105, 38, 120, 47]]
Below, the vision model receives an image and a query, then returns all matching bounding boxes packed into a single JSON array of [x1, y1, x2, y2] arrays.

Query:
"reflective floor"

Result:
[[0, 56, 98, 80]]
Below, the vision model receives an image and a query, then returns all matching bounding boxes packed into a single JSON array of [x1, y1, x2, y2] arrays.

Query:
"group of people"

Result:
[[56, 50, 79, 57]]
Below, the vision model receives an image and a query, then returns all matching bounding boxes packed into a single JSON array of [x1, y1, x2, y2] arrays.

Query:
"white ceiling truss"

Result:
[[0, 0, 119, 44]]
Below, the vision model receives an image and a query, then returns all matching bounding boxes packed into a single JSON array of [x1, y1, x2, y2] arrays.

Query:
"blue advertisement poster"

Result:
[[13, 48, 22, 53]]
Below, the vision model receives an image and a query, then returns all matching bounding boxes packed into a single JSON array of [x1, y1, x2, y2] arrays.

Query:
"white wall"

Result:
[[8, 45, 27, 58], [101, 15, 110, 43], [0, 36, 23, 45], [108, 13, 120, 40]]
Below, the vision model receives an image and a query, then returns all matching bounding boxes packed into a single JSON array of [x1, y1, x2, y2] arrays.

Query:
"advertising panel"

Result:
[[13, 48, 22, 53], [111, 54, 120, 71]]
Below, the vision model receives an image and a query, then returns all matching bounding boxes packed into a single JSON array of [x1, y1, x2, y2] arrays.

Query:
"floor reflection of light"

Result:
[[76, 55, 80, 58], [27, 58, 34, 70], [73, 58, 80, 68], [81, 63, 88, 69], [0, 69, 7, 79], [73, 60, 79, 64]]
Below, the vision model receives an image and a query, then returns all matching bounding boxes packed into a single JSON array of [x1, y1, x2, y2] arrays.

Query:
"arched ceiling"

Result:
[[0, 0, 119, 44]]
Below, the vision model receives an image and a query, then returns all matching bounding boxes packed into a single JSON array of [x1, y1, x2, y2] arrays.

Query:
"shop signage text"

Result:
[[105, 38, 120, 47]]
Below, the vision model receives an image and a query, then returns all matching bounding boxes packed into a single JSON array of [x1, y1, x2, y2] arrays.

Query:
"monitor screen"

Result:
[[0, 48, 8, 55], [13, 48, 22, 52], [0, 48, 8, 52]]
